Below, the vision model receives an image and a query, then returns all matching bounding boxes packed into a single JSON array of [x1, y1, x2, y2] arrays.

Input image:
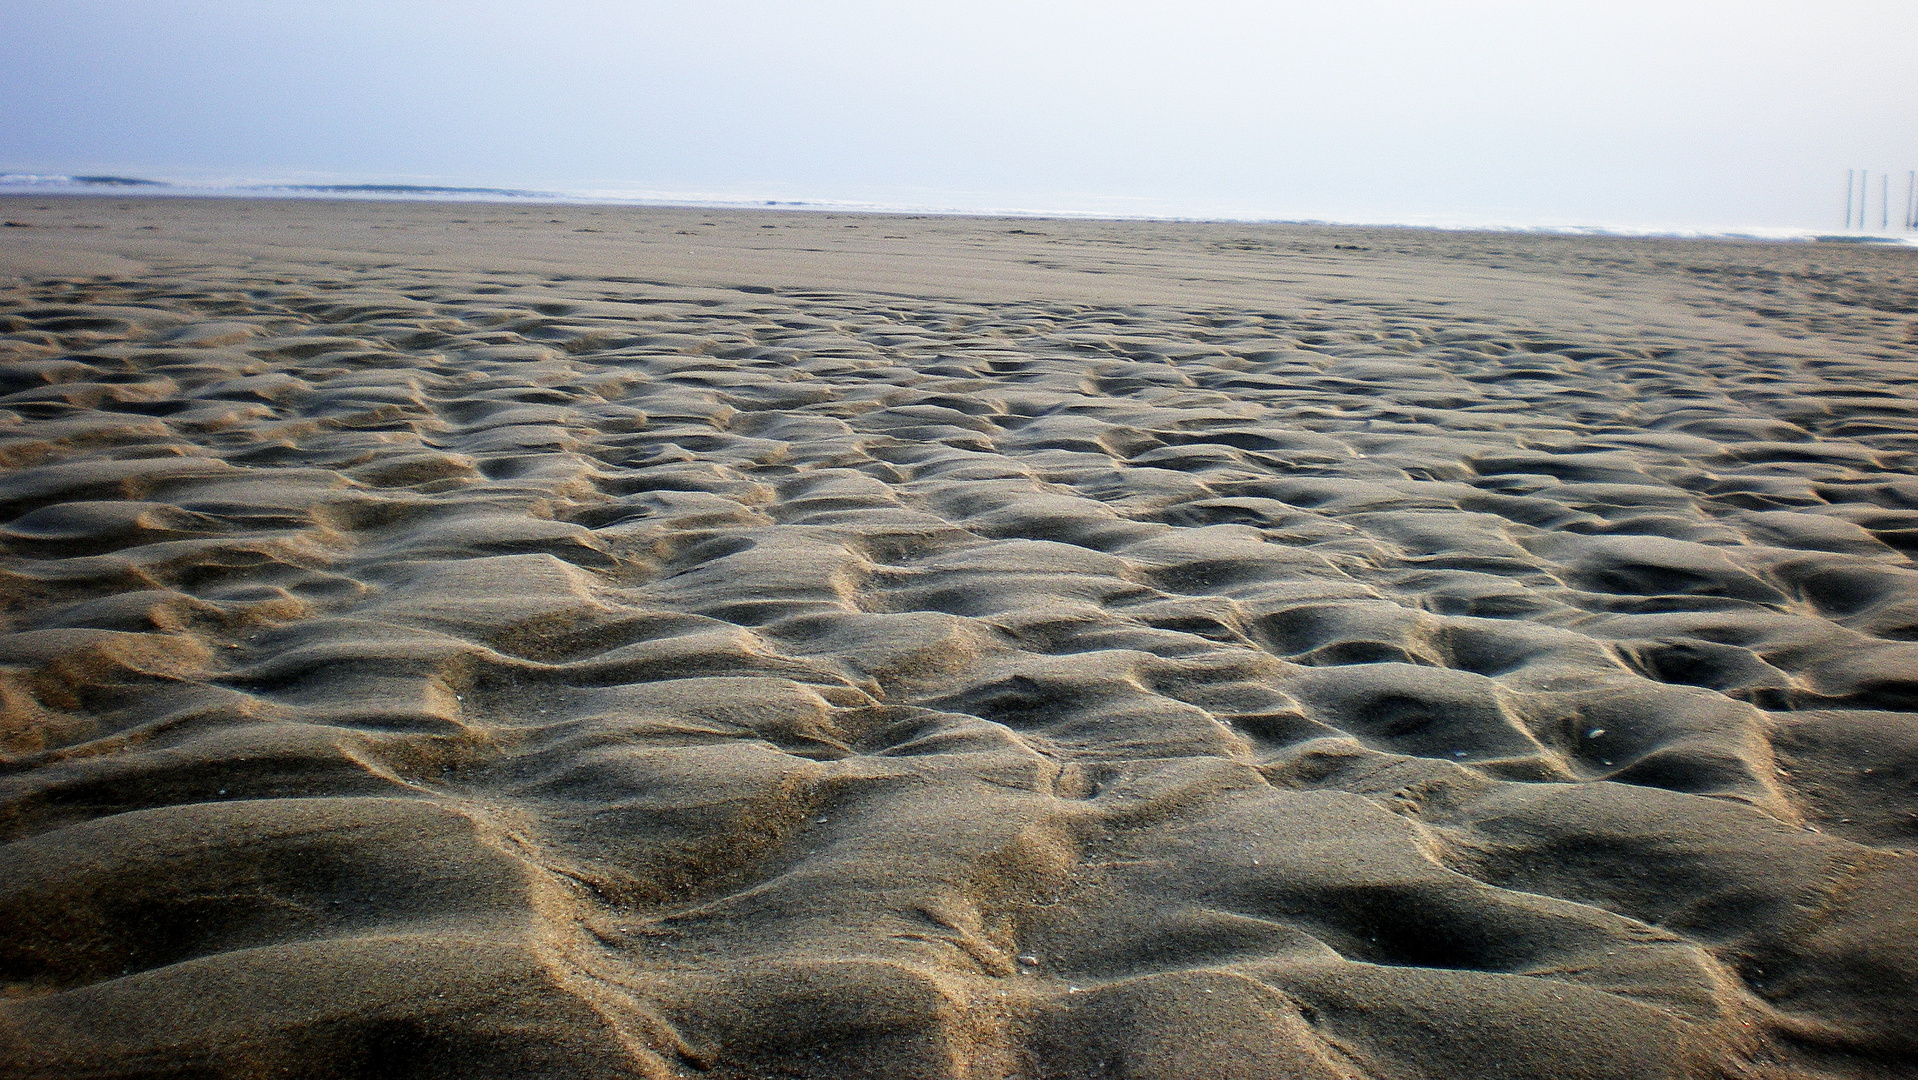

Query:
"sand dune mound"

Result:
[[2, 205, 1916, 1079]]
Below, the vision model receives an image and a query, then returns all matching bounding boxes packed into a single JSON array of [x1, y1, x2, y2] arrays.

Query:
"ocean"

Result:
[[4, 171, 1914, 248]]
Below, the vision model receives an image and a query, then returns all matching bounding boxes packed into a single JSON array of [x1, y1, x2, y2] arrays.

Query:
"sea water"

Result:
[[5, 171, 1914, 247]]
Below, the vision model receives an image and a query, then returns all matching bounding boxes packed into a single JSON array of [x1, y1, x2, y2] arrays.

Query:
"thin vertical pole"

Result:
[[1847, 169, 1855, 228], [1907, 171, 1915, 230], [1882, 172, 1890, 231]]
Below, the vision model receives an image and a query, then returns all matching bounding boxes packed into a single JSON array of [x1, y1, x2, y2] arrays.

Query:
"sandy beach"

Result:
[[1, 195, 1915, 1079]]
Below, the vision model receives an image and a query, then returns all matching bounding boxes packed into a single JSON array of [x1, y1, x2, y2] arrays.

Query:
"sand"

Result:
[[0, 195, 1915, 1080]]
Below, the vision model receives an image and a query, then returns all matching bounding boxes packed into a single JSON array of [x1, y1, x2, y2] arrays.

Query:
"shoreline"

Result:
[[8, 183, 1910, 246]]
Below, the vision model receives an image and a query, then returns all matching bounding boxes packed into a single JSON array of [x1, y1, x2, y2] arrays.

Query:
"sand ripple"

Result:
[[2, 226, 1916, 1078]]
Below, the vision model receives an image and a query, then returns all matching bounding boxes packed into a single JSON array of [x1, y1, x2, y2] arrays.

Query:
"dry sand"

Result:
[[1, 195, 1916, 1079]]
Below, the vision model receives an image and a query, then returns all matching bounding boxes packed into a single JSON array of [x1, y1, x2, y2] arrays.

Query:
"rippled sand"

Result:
[[2, 197, 1916, 1079]]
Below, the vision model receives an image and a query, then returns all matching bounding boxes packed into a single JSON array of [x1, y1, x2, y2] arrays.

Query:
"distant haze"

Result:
[[3, 0, 1915, 230]]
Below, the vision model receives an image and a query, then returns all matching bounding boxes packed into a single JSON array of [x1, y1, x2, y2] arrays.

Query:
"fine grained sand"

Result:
[[1, 197, 1916, 1080]]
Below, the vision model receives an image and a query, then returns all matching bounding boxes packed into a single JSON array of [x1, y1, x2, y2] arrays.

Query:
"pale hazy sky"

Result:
[[3, 1, 1915, 228]]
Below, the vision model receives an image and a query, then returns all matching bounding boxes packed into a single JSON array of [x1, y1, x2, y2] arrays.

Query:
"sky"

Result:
[[3, 0, 1916, 230]]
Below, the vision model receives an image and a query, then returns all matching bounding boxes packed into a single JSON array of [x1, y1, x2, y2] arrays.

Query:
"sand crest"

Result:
[[1, 196, 1915, 1079]]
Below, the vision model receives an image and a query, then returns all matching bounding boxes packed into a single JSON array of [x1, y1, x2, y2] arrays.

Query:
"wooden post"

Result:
[[1882, 172, 1891, 231]]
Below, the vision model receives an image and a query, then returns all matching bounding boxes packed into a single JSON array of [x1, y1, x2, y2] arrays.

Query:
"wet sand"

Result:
[[2, 196, 1916, 1079]]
